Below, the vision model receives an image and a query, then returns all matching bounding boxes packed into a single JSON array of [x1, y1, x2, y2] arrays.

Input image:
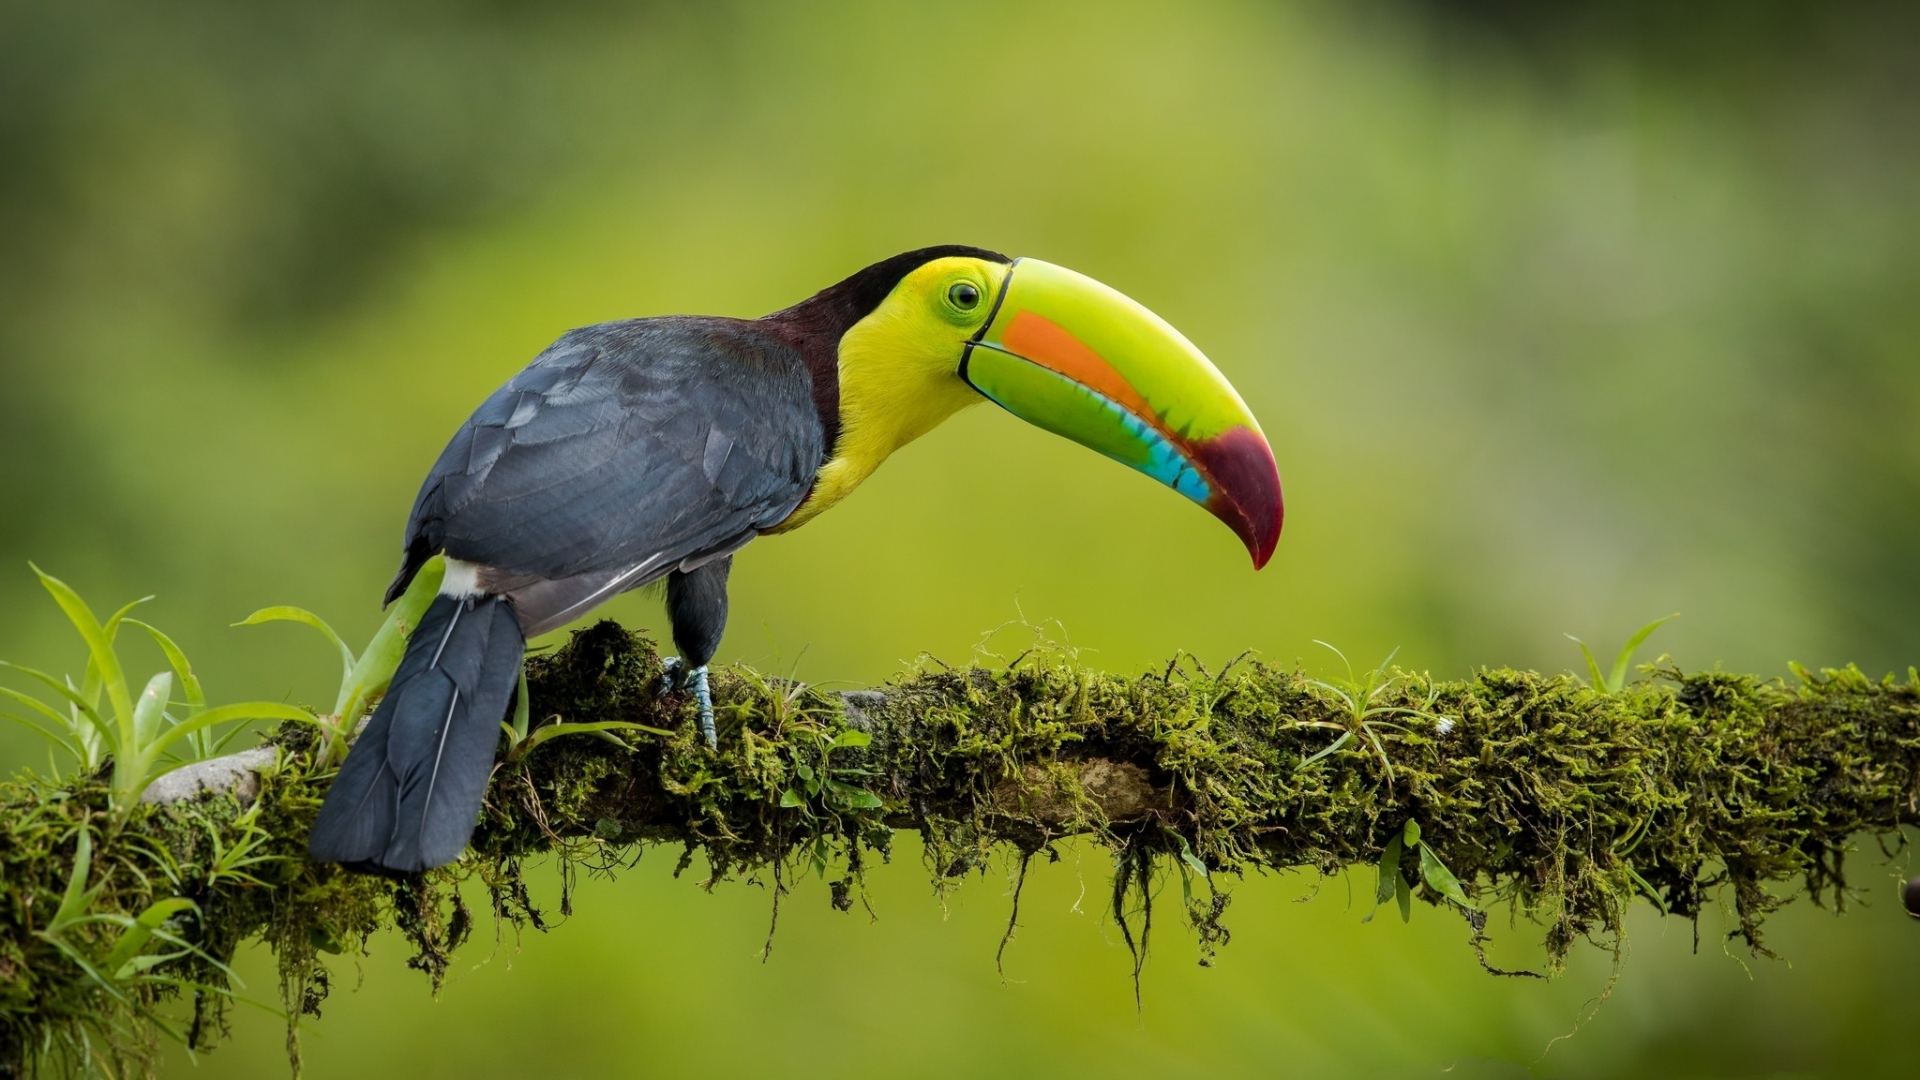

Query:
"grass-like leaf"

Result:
[[125, 618, 216, 754], [131, 672, 170, 750], [31, 564, 136, 731], [1609, 615, 1679, 691], [0, 661, 111, 743], [507, 719, 670, 762], [100, 898, 197, 977], [1373, 831, 1404, 908], [1418, 841, 1476, 910], [1295, 642, 1452, 786], [1567, 614, 1679, 695], [142, 702, 313, 763], [45, 828, 104, 939], [322, 557, 445, 761], [235, 606, 356, 697]]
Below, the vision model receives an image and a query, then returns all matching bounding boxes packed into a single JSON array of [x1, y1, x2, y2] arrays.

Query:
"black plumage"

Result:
[[308, 593, 523, 873], [387, 317, 826, 634], [666, 556, 732, 667]]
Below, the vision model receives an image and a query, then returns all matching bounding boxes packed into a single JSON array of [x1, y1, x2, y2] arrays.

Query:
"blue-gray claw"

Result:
[[659, 656, 684, 694]]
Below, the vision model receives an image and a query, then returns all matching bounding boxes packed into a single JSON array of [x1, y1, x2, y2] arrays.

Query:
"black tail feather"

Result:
[[309, 593, 524, 874]]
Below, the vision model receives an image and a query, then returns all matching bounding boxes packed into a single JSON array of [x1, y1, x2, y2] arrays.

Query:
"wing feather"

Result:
[[392, 316, 823, 617]]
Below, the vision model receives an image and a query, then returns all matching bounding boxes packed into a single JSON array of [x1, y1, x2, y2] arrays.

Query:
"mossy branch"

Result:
[[5, 621, 1920, 1078]]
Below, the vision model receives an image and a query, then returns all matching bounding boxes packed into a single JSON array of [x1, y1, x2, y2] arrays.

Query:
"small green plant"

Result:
[[234, 555, 446, 765], [1293, 642, 1452, 783], [1364, 819, 1476, 923], [750, 665, 885, 822], [1567, 614, 1678, 695], [38, 827, 248, 1059], [778, 725, 884, 815], [499, 669, 671, 764], [245, 557, 670, 769], [0, 566, 314, 822]]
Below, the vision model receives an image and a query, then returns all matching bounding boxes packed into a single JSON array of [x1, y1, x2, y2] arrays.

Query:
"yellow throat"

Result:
[[767, 257, 1005, 533]]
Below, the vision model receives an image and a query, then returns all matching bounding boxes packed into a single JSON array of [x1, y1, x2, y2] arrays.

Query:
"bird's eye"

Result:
[[947, 282, 981, 310]]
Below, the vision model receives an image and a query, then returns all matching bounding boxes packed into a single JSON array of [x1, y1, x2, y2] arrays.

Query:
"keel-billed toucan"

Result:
[[309, 246, 1283, 874]]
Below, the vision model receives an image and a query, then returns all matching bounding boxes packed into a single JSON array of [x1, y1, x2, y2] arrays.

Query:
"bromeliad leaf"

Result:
[[144, 701, 314, 761], [334, 557, 444, 735], [510, 669, 531, 744], [0, 662, 109, 740]]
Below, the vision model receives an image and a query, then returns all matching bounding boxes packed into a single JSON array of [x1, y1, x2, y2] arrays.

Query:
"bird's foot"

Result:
[[661, 658, 716, 747], [691, 665, 715, 748]]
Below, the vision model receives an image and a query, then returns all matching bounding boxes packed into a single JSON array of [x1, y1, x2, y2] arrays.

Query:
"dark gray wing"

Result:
[[390, 316, 823, 634]]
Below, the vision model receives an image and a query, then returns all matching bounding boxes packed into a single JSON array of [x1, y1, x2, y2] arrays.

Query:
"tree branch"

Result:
[[5, 620, 1920, 1079]]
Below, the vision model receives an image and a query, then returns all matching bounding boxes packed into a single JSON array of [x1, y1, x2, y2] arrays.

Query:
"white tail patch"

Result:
[[440, 558, 485, 599]]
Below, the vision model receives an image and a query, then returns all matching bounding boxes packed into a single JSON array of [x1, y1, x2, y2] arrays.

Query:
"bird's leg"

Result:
[[691, 665, 715, 748], [658, 657, 716, 746], [666, 557, 730, 750]]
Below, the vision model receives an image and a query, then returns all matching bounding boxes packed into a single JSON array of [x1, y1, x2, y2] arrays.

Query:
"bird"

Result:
[[307, 245, 1284, 875]]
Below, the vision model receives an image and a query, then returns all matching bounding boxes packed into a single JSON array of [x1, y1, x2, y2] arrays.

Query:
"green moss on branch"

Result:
[[4, 621, 1919, 1078]]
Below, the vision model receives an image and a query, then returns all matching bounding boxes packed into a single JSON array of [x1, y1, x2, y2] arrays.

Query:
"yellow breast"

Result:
[[765, 281, 986, 533]]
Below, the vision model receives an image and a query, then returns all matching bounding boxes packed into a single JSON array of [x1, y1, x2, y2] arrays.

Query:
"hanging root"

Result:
[[5, 620, 1920, 1077], [997, 849, 1034, 981], [1110, 838, 1156, 1010]]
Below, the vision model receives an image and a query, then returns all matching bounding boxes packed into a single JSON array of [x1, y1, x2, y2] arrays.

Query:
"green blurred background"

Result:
[[4, 1, 1919, 1076]]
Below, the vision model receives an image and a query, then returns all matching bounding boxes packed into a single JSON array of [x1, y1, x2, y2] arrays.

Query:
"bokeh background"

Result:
[[4, 1, 1920, 1076]]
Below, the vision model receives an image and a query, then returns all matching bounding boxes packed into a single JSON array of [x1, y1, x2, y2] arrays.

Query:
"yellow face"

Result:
[[767, 256, 1010, 532], [857, 255, 1006, 359]]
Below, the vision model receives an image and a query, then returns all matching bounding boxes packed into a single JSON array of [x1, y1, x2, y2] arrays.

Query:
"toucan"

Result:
[[308, 246, 1283, 875]]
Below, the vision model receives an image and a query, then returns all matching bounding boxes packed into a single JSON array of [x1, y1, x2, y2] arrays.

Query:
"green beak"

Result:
[[959, 258, 1284, 568]]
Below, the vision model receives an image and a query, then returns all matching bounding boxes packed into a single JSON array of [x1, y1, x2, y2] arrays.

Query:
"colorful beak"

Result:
[[960, 258, 1284, 568]]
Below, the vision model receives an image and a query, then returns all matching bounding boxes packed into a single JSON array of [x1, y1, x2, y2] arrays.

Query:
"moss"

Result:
[[4, 622, 1918, 1077]]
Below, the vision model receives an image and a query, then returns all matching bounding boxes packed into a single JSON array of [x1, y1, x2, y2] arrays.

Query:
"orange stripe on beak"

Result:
[[1000, 311, 1167, 438]]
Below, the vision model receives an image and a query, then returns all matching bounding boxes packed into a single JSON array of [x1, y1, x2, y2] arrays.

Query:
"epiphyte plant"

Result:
[[234, 555, 446, 766], [0, 566, 313, 823], [36, 826, 247, 1061], [1567, 614, 1678, 696], [1294, 641, 1454, 783], [1365, 819, 1476, 923]]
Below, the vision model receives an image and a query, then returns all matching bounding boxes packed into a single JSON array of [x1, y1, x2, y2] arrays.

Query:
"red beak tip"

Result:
[[1194, 427, 1284, 573], [1244, 515, 1282, 570]]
